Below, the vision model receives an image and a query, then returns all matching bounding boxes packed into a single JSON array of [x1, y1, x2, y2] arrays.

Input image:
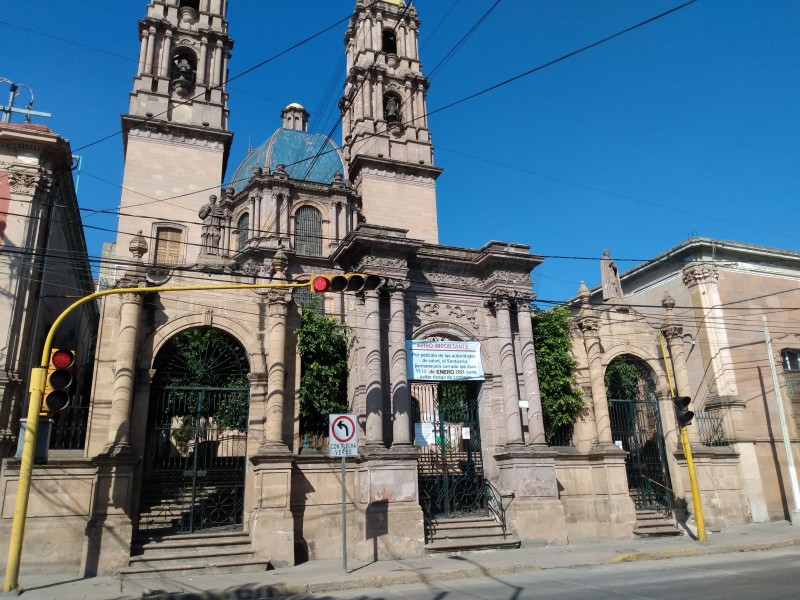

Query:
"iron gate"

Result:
[[609, 398, 673, 511], [141, 386, 249, 534], [413, 382, 486, 522]]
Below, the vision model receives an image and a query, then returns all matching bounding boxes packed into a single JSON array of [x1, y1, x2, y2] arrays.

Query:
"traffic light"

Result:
[[42, 348, 75, 412], [672, 396, 694, 427], [309, 273, 382, 293]]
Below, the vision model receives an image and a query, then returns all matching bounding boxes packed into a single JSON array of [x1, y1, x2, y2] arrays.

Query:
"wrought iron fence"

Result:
[[547, 424, 575, 447], [49, 400, 88, 450], [695, 411, 729, 447]]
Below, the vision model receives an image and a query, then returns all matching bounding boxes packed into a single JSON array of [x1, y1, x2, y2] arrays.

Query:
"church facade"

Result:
[[3, 0, 797, 582]]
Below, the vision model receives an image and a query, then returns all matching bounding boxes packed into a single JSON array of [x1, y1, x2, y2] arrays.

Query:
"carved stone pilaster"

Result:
[[7, 166, 51, 196], [682, 263, 719, 288]]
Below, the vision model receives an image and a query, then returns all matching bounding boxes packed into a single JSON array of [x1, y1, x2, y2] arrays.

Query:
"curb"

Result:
[[145, 537, 800, 599]]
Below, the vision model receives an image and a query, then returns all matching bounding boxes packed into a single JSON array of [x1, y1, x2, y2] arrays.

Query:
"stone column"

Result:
[[222, 208, 231, 256], [249, 195, 256, 238], [388, 283, 411, 446], [198, 36, 208, 84], [261, 290, 292, 452], [661, 292, 700, 444], [495, 296, 524, 446], [574, 287, 612, 446], [517, 300, 546, 446], [144, 26, 157, 75], [375, 75, 384, 122], [355, 75, 365, 121], [416, 84, 426, 128], [138, 30, 149, 76], [364, 289, 384, 447], [159, 30, 172, 78], [103, 233, 149, 456], [212, 41, 222, 86]]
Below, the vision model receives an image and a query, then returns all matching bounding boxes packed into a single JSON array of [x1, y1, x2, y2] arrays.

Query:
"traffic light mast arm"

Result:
[[659, 333, 706, 542], [2, 280, 308, 593]]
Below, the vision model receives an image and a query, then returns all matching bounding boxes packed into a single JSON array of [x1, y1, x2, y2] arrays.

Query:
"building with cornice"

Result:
[[568, 239, 800, 532], [0, 122, 97, 460]]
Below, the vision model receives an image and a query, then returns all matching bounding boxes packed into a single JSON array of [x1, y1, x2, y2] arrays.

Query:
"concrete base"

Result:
[[353, 453, 425, 560], [495, 445, 568, 545], [250, 454, 295, 567]]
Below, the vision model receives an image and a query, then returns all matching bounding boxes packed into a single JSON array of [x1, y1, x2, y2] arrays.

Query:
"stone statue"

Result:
[[175, 57, 193, 81], [199, 194, 224, 255], [601, 249, 623, 300]]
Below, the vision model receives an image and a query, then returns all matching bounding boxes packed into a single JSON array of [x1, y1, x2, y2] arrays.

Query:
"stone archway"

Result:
[[605, 354, 673, 511], [138, 327, 251, 536]]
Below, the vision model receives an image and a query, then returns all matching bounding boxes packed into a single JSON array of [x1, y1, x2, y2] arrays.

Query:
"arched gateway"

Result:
[[138, 327, 251, 535], [605, 354, 673, 512]]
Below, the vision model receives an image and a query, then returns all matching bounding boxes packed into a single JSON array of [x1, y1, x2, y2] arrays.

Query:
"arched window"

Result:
[[179, 0, 200, 9], [237, 213, 249, 251], [383, 93, 402, 123], [382, 29, 398, 54], [294, 206, 323, 256], [170, 49, 197, 86]]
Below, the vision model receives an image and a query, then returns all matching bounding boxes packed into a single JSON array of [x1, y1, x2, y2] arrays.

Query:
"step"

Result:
[[129, 547, 256, 567], [119, 558, 269, 581], [131, 534, 250, 556], [633, 525, 682, 537], [426, 536, 521, 553]]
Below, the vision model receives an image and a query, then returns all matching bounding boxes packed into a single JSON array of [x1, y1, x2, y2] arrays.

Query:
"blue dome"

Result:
[[230, 128, 344, 192]]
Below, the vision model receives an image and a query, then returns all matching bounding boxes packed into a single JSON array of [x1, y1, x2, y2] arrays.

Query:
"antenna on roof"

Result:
[[0, 78, 52, 124]]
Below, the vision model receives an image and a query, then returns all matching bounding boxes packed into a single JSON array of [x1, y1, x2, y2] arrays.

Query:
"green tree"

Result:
[[532, 306, 584, 444], [605, 355, 655, 400], [297, 300, 349, 433]]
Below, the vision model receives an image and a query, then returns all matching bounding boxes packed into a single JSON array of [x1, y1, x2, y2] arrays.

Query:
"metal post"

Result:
[[341, 456, 347, 573], [2, 281, 308, 593], [762, 316, 800, 523], [659, 334, 706, 541]]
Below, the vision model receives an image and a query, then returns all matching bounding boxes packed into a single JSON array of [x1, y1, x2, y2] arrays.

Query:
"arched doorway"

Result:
[[605, 355, 673, 512], [412, 381, 485, 526], [139, 327, 251, 535]]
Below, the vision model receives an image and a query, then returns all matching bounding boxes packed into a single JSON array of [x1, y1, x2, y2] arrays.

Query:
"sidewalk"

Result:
[[6, 521, 800, 600]]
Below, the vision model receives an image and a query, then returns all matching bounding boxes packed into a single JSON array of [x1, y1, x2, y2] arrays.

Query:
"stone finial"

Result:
[[662, 291, 676, 311], [129, 230, 148, 260], [577, 281, 590, 303], [272, 248, 288, 281], [225, 184, 235, 199]]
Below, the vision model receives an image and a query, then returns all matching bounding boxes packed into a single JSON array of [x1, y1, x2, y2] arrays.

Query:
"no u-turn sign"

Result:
[[329, 413, 358, 457]]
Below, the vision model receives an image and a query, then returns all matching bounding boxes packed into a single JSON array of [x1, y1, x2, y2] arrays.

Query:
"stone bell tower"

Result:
[[115, 0, 234, 268], [341, 0, 441, 243]]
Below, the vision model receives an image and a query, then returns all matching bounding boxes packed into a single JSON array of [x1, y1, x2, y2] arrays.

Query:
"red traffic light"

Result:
[[43, 349, 75, 412], [309, 273, 382, 293]]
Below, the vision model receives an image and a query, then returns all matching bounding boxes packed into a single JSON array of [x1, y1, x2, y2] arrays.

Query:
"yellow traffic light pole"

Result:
[[2, 281, 307, 592], [658, 333, 706, 542]]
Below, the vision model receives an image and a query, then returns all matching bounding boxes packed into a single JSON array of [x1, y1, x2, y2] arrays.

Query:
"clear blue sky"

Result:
[[3, 1, 798, 303]]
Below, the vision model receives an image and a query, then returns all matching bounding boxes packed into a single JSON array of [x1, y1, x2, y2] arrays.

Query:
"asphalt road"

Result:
[[293, 548, 800, 600]]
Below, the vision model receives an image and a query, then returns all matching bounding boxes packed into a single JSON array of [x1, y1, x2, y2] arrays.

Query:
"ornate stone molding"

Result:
[[682, 263, 719, 288], [446, 305, 479, 330], [7, 166, 50, 195], [661, 324, 684, 340], [416, 302, 439, 318], [578, 315, 600, 336]]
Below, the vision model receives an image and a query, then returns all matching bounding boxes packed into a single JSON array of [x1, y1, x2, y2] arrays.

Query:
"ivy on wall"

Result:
[[532, 306, 584, 444], [297, 300, 349, 434]]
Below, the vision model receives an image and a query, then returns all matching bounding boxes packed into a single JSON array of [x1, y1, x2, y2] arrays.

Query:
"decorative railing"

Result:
[[547, 424, 575, 447], [695, 411, 728, 447], [484, 480, 514, 536]]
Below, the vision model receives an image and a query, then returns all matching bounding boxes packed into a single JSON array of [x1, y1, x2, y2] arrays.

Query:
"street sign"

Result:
[[329, 413, 358, 458]]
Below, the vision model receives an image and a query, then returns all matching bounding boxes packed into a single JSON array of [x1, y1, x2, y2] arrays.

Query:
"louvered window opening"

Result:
[[294, 206, 322, 256], [237, 213, 249, 251], [155, 227, 183, 266]]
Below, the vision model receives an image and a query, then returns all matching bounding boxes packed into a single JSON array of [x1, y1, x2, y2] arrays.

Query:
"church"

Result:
[[1, 0, 797, 581]]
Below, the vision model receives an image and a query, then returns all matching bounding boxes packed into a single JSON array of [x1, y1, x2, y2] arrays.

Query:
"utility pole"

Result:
[[0, 79, 52, 123], [762, 315, 800, 523]]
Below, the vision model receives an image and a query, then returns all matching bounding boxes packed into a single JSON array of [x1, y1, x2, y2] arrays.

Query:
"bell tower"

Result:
[[115, 0, 234, 267], [341, 0, 441, 243]]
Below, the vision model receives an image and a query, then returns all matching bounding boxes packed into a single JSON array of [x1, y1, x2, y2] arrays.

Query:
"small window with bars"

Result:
[[154, 227, 183, 266], [294, 206, 323, 256], [782, 349, 800, 400]]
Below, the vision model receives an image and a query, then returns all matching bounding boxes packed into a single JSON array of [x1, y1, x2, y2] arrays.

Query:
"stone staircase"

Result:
[[119, 530, 269, 580], [425, 515, 521, 553], [633, 509, 682, 537]]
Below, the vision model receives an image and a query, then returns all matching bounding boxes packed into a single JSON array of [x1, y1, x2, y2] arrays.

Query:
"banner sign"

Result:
[[406, 340, 485, 381]]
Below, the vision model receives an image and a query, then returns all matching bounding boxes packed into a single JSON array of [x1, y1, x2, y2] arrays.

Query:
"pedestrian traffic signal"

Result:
[[672, 396, 694, 427], [42, 348, 75, 412], [309, 273, 382, 293]]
